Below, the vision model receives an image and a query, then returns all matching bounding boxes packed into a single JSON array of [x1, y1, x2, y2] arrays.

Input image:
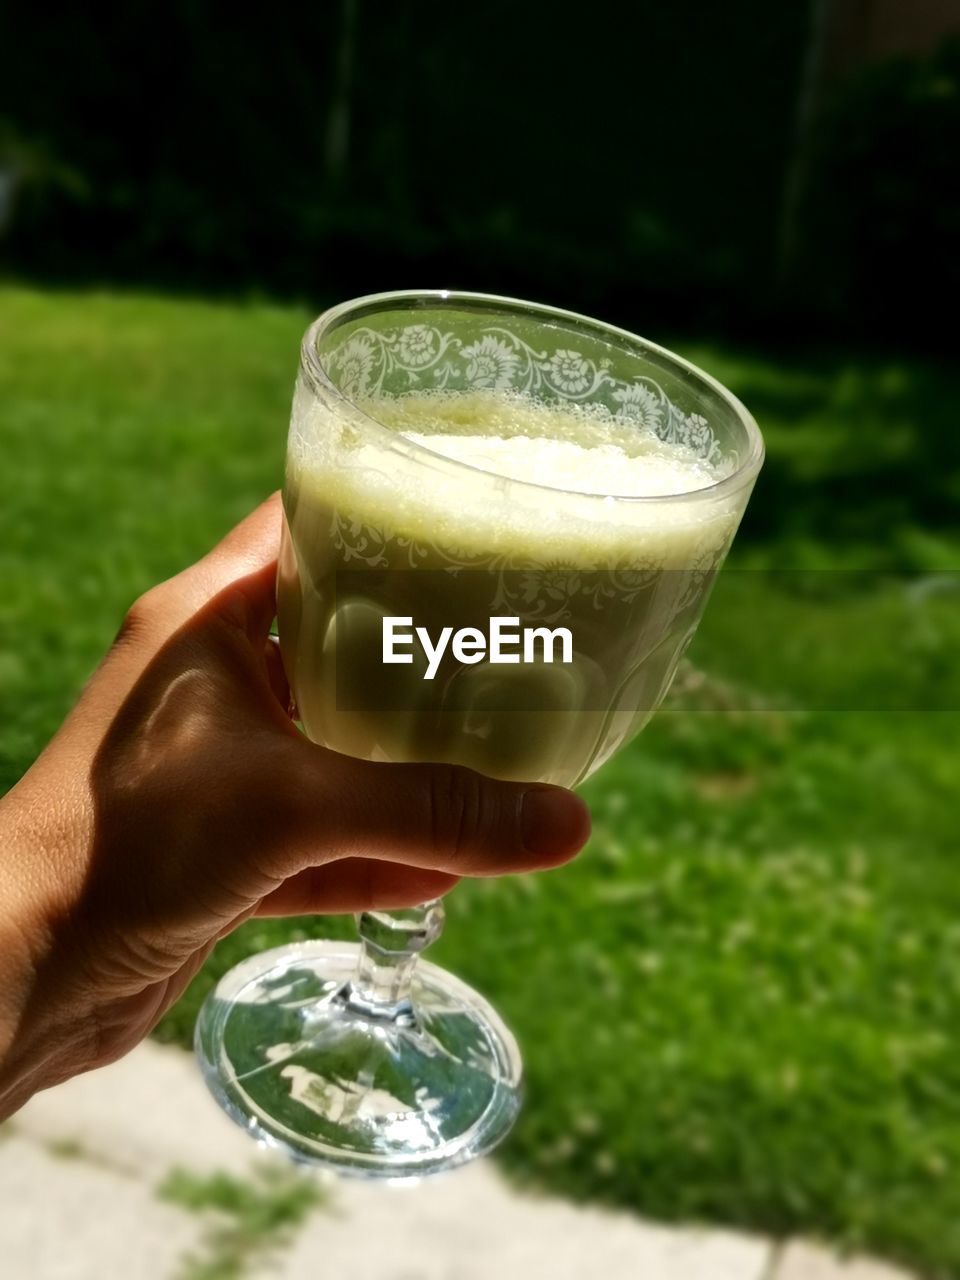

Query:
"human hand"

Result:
[[0, 495, 589, 1118]]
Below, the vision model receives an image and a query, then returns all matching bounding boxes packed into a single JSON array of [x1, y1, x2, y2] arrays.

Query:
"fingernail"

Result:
[[521, 786, 591, 858]]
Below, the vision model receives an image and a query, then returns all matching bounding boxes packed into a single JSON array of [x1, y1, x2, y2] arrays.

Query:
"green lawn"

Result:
[[2, 285, 959, 1277]]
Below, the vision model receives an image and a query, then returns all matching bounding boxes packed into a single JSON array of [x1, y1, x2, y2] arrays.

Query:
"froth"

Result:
[[402, 432, 719, 498], [288, 390, 739, 566]]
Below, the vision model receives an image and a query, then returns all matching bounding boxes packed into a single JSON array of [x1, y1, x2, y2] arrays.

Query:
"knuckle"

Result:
[[427, 764, 486, 858], [115, 586, 166, 645]]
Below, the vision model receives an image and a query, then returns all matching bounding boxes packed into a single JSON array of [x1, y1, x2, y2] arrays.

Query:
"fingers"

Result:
[[263, 743, 591, 880], [254, 859, 460, 915]]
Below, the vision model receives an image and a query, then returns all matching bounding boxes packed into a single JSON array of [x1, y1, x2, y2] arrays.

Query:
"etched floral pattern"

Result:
[[519, 565, 583, 610], [460, 335, 520, 389], [396, 324, 438, 368], [329, 506, 727, 626], [324, 320, 725, 463], [675, 527, 731, 612], [544, 349, 592, 394], [612, 381, 662, 431], [606, 560, 662, 595], [321, 319, 735, 620], [683, 412, 713, 455], [332, 336, 376, 398]]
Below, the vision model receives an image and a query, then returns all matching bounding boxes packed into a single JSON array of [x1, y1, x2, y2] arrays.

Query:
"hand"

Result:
[[0, 495, 590, 1119]]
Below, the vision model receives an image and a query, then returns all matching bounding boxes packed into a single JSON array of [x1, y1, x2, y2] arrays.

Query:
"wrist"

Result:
[[0, 878, 46, 1118], [0, 787, 91, 1119]]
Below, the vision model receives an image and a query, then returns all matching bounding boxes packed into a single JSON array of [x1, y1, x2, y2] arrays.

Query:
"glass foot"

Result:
[[195, 940, 522, 1178]]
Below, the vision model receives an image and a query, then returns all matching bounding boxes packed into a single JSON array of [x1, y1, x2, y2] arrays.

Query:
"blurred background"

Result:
[[1, 2, 959, 1278], [3, 0, 959, 347]]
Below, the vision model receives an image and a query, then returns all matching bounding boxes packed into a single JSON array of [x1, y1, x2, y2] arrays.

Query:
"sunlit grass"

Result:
[[2, 284, 959, 1277]]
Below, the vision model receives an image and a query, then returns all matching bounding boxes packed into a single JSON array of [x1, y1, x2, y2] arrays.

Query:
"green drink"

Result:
[[279, 389, 742, 787], [197, 293, 763, 1179]]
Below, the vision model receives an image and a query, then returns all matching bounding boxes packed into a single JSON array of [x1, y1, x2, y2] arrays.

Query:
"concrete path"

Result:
[[0, 1041, 915, 1280]]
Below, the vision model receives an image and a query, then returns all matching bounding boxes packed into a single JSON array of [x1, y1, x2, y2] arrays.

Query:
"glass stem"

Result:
[[345, 899, 445, 1021]]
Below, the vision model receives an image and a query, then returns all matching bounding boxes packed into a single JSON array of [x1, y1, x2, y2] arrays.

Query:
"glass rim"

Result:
[[300, 289, 765, 504]]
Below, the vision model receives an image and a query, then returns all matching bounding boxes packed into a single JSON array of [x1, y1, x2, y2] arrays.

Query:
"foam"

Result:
[[287, 390, 740, 566], [401, 432, 718, 497]]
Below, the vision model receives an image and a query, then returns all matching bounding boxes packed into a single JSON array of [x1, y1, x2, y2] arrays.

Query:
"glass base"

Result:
[[194, 940, 522, 1178]]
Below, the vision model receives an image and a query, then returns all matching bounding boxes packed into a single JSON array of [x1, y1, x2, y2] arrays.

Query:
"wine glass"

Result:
[[196, 290, 763, 1177]]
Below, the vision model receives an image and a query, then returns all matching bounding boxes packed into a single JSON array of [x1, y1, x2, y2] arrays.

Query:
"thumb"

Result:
[[263, 745, 591, 880]]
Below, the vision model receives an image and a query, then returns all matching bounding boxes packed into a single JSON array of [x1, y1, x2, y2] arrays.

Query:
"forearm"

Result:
[[0, 881, 103, 1120], [0, 891, 47, 1119], [0, 787, 91, 1120]]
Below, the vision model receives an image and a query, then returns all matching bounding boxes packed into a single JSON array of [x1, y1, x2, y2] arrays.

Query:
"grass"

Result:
[[2, 284, 960, 1277], [159, 1165, 325, 1280]]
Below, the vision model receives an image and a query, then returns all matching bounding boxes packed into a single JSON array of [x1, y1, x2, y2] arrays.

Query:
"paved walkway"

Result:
[[0, 1042, 914, 1280]]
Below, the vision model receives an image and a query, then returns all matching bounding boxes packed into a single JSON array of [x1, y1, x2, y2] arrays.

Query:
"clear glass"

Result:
[[196, 290, 763, 1177]]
